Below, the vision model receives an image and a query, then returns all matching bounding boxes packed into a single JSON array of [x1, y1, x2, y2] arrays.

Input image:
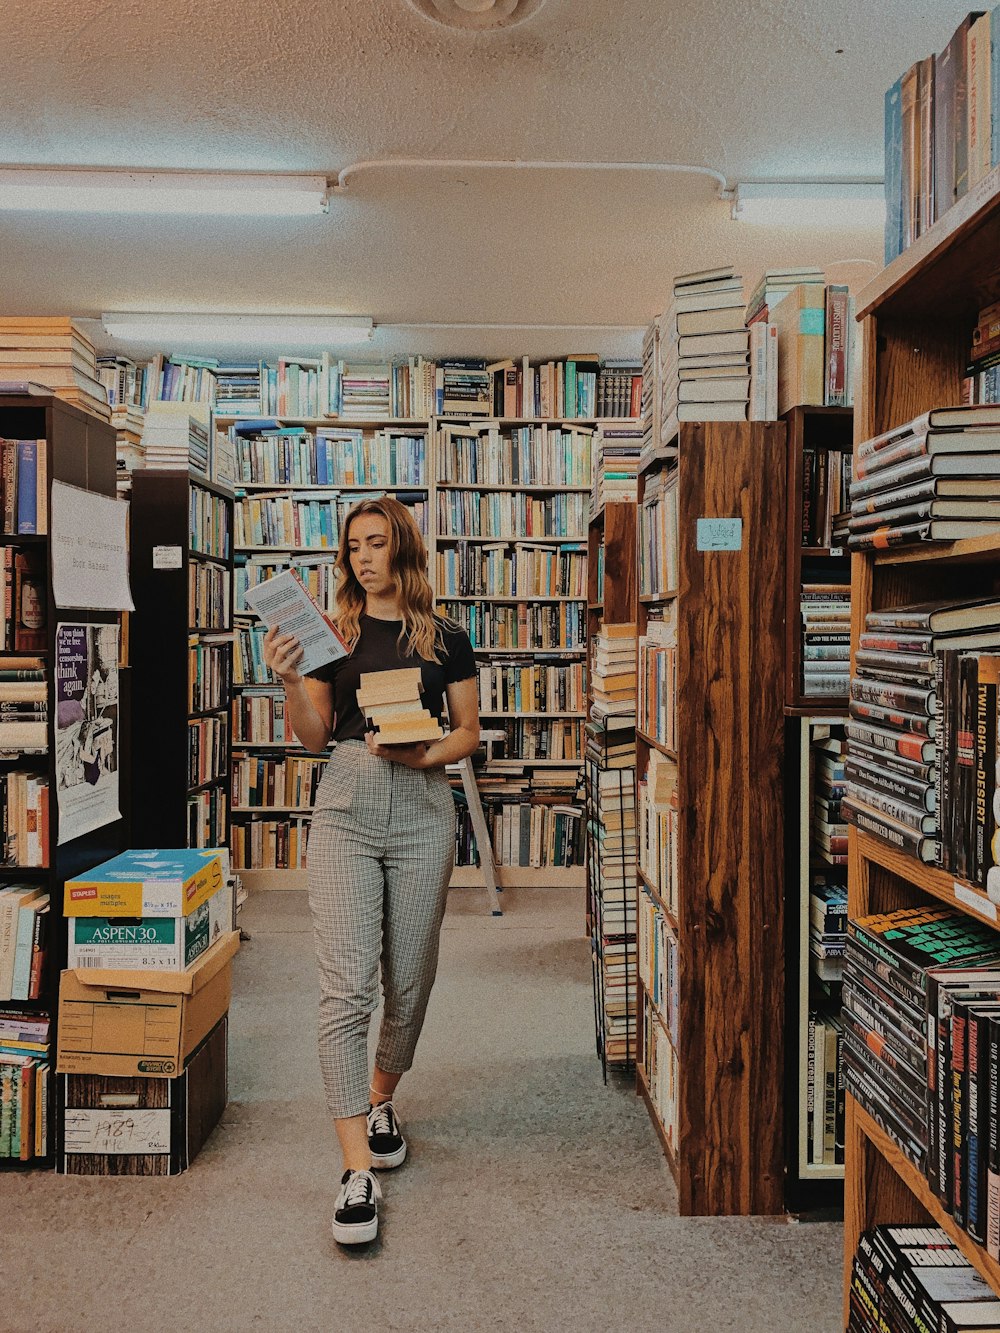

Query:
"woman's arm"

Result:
[[365, 676, 480, 770], [262, 628, 335, 753]]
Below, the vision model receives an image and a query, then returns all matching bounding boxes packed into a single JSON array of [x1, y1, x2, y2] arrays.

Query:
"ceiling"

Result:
[[0, 0, 972, 363]]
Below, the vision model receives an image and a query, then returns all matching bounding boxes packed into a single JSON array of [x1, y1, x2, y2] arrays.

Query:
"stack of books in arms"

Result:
[[657, 267, 750, 445], [0, 317, 110, 422], [591, 422, 642, 514], [849, 405, 1000, 550], [356, 668, 443, 745], [801, 581, 851, 698], [884, 9, 1000, 264], [850, 1227, 1000, 1331], [0, 1006, 49, 1160], [843, 596, 1000, 869]]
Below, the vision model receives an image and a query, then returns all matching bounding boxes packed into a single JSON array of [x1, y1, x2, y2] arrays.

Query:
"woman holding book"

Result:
[[262, 496, 479, 1246]]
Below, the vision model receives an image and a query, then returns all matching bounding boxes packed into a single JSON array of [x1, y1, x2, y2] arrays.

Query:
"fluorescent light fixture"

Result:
[[101, 313, 374, 345], [0, 168, 329, 215], [732, 181, 885, 227]]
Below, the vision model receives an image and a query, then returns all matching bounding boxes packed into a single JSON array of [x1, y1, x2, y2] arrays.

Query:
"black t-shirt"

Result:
[[309, 614, 477, 742]]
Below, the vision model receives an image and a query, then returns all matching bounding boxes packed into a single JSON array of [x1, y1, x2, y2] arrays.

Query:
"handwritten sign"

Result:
[[51, 481, 134, 611], [64, 1108, 171, 1154], [696, 517, 743, 551]]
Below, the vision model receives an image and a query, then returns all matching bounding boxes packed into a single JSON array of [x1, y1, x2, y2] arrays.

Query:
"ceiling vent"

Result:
[[407, 0, 545, 29]]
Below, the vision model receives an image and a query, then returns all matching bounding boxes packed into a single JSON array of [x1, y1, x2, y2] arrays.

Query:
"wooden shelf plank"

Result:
[[875, 532, 1000, 568], [638, 590, 678, 603], [636, 1062, 679, 1181], [637, 866, 679, 933], [852, 1097, 1000, 1291], [636, 729, 677, 760], [856, 831, 999, 925]]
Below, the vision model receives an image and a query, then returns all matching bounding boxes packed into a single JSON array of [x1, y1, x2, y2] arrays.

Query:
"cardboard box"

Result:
[[56, 929, 239, 1077], [66, 878, 234, 971], [59, 1014, 228, 1176], [64, 848, 226, 918]]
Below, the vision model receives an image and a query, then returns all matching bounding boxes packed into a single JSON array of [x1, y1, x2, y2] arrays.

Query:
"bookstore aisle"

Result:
[[4, 886, 842, 1333]]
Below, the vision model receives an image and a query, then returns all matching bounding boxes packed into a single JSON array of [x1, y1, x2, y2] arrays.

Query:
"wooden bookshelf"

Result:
[[635, 419, 787, 1215], [843, 170, 1000, 1315], [0, 394, 127, 1171]]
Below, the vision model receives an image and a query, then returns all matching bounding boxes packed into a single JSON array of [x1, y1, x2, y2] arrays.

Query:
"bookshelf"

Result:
[[635, 419, 787, 1215], [128, 469, 235, 853], [843, 170, 1000, 1311], [0, 393, 127, 1170], [586, 500, 638, 1075]]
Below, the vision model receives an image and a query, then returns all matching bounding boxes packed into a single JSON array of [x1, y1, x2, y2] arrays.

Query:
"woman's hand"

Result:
[[364, 732, 428, 769], [263, 626, 305, 686]]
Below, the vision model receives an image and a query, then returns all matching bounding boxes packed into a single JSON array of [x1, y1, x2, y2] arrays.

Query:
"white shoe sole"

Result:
[[332, 1215, 378, 1244], [370, 1140, 407, 1170]]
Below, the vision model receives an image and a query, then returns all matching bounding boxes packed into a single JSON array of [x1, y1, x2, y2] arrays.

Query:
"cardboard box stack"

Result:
[[56, 848, 239, 1176], [357, 668, 444, 745], [0, 317, 110, 421]]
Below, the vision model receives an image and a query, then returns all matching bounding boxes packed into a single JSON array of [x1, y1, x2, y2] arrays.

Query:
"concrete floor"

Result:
[[5, 886, 844, 1333]]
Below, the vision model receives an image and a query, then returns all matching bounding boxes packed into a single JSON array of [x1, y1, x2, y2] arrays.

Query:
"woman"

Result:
[[263, 496, 479, 1246]]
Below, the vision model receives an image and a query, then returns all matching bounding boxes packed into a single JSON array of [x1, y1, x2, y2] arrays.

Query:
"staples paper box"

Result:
[[66, 879, 234, 971], [56, 929, 239, 1077], [63, 848, 225, 918]]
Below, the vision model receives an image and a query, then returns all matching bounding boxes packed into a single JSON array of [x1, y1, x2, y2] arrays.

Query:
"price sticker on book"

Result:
[[696, 518, 743, 551]]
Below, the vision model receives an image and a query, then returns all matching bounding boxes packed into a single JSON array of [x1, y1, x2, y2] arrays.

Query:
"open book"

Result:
[[243, 570, 349, 675]]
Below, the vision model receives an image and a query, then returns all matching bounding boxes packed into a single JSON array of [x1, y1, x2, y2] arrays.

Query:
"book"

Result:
[[242, 569, 349, 675]]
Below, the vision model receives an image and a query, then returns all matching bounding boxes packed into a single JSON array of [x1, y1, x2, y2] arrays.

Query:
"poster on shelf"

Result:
[[55, 622, 121, 845], [50, 481, 134, 611]]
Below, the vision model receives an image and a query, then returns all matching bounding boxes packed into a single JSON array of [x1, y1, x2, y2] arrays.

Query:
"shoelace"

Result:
[[343, 1171, 375, 1208], [369, 1103, 396, 1137]]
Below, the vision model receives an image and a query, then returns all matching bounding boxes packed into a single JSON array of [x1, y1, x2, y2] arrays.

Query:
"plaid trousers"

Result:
[[307, 739, 455, 1119]]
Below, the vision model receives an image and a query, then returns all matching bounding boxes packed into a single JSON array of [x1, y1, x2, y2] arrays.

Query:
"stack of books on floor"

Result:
[[357, 668, 444, 745], [0, 318, 110, 422], [844, 904, 1000, 1176], [591, 421, 642, 514], [657, 267, 750, 444], [56, 849, 239, 1176], [0, 1005, 50, 1160], [850, 1227, 1000, 1331], [141, 401, 211, 475], [848, 405, 1000, 550], [801, 581, 851, 698]]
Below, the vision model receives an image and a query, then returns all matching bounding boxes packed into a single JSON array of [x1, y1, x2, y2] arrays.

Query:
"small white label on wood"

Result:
[[64, 1108, 171, 1154], [829, 546, 844, 557], [153, 545, 183, 571], [955, 883, 998, 922], [696, 518, 742, 551]]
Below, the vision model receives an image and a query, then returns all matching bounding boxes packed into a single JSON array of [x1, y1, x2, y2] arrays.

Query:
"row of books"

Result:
[[810, 879, 847, 982], [435, 490, 587, 539], [0, 773, 49, 866], [235, 558, 338, 616], [231, 689, 292, 743], [479, 799, 584, 868], [638, 613, 677, 752], [231, 754, 326, 810], [188, 715, 228, 787], [642, 998, 678, 1154], [637, 464, 678, 598], [231, 424, 427, 488], [0, 550, 46, 656], [884, 9, 1000, 263], [230, 813, 310, 869], [475, 660, 585, 715], [437, 601, 587, 652], [436, 423, 593, 488], [0, 886, 50, 1001], [0, 671, 48, 753], [0, 438, 46, 535], [486, 718, 583, 762], [189, 485, 231, 560], [188, 562, 231, 632], [801, 581, 851, 699], [591, 423, 642, 512], [850, 1226, 1000, 1333], [0, 1009, 49, 1160], [435, 542, 587, 599], [187, 787, 227, 849], [848, 404, 1000, 550], [234, 492, 428, 549], [638, 748, 678, 919], [637, 884, 678, 1047], [187, 641, 231, 714], [806, 1009, 844, 1166], [142, 404, 211, 475], [801, 446, 850, 548]]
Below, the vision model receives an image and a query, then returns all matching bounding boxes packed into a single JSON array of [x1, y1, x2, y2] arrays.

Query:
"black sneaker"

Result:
[[367, 1100, 407, 1169], [332, 1168, 381, 1245]]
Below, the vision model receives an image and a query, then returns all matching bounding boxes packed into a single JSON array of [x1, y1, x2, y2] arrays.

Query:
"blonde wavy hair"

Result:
[[334, 497, 449, 663]]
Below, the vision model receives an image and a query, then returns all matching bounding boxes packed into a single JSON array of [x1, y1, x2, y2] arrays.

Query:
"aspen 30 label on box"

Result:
[[696, 518, 743, 551], [64, 1108, 172, 1155]]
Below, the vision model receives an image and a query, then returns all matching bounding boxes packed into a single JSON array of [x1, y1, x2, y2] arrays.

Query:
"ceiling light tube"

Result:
[[0, 169, 329, 215], [732, 181, 885, 227], [101, 313, 373, 345]]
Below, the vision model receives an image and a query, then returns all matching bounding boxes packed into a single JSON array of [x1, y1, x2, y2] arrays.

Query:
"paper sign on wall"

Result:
[[51, 481, 134, 611], [696, 517, 743, 551]]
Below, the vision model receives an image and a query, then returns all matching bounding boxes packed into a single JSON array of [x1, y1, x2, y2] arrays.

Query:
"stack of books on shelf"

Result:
[[884, 10, 1000, 264], [97, 355, 141, 410], [0, 668, 48, 756], [745, 267, 825, 325], [638, 747, 677, 918], [110, 406, 146, 496], [0, 884, 51, 1003], [597, 360, 642, 419], [657, 267, 750, 444], [844, 903, 1000, 1184], [0, 318, 109, 422], [850, 1227, 1000, 1332], [806, 1007, 844, 1167], [437, 359, 492, 417], [0, 1005, 50, 1160], [844, 597, 1000, 866], [802, 444, 851, 548], [849, 405, 1000, 550], [591, 422, 642, 514], [0, 554, 46, 656], [357, 668, 444, 745], [141, 401, 211, 475], [800, 581, 851, 698], [437, 422, 591, 487], [214, 364, 264, 416], [57, 850, 239, 1175], [590, 621, 637, 726], [770, 282, 856, 416]]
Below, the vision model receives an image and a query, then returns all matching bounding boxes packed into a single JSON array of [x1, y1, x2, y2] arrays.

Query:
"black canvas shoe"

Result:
[[367, 1100, 407, 1169], [332, 1168, 381, 1245]]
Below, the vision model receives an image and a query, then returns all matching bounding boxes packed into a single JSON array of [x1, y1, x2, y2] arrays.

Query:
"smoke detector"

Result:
[[407, 0, 546, 29]]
